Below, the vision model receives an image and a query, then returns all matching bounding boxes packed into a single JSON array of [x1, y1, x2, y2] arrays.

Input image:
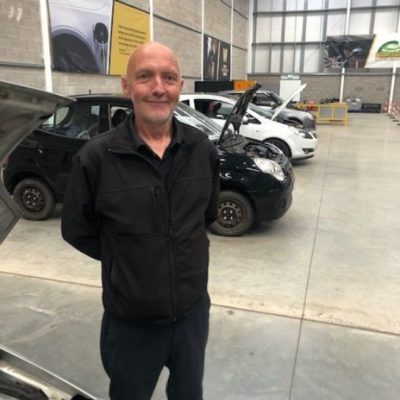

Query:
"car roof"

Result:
[[180, 93, 238, 101], [72, 93, 130, 102]]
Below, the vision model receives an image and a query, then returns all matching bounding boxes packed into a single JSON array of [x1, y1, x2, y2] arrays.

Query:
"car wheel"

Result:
[[13, 178, 55, 221], [265, 138, 291, 158], [210, 191, 254, 236]]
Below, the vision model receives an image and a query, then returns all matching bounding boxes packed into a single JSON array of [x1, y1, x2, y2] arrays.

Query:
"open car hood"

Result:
[[0, 81, 73, 245], [218, 83, 261, 145], [271, 83, 307, 121]]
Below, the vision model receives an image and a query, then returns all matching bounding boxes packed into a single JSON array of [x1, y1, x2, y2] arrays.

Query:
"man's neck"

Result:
[[134, 117, 173, 159]]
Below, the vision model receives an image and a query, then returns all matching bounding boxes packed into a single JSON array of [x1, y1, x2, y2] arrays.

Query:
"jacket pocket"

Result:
[[107, 235, 173, 321], [97, 185, 164, 236]]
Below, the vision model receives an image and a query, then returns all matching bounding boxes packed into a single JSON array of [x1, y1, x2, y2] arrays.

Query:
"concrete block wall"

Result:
[[300, 75, 342, 103], [233, 2, 248, 50], [247, 75, 281, 94], [0, 0, 248, 95], [204, 0, 232, 43], [231, 48, 247, 80], [52, 72, 121, 96], [153, 18, 202, 88], [0, 66, 45, 89], [231, 2, 248, 80], [154, 0, 201, 32], [343, 75, 392, 105], [249, 74, 343, 103], [0, 0, 44, 88], [248, 73, 400, 107]]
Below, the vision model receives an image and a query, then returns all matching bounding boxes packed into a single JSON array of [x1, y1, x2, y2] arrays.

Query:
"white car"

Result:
[[180, 93, 317, 160]]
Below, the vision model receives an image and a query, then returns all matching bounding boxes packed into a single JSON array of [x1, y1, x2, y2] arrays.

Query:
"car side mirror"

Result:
[[242, 115, 249, 124]]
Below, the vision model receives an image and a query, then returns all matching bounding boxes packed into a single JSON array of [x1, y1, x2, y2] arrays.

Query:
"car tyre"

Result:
[[13, 178, 55, 221], [265, 138, 291, 158], [210, 191, 254, 236]]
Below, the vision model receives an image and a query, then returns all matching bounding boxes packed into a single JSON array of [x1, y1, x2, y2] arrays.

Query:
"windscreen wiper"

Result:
[[218, 83, 261, 145]]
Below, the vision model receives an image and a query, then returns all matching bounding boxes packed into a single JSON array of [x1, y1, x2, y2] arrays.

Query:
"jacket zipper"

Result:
[[164, 185, 176, 322], [109, 146, 178, 321]]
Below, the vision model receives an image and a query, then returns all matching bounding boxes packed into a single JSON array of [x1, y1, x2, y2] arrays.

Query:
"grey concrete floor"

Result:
[[0, 113, 400, 399]]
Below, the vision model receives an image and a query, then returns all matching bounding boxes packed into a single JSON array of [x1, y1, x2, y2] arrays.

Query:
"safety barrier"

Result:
[[387, 101, 400, 124], [296, 102, 348, 125]]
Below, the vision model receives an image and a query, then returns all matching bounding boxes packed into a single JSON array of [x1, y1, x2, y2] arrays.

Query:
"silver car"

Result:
[[223, 85, 316, 131]]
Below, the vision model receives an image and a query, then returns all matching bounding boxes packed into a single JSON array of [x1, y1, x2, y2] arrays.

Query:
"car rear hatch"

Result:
[[0, 81, 72, 244], [0, 80, 100, 399]]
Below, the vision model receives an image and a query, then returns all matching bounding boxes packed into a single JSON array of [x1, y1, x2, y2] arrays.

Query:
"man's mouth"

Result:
[[146, 99, 169, 104]]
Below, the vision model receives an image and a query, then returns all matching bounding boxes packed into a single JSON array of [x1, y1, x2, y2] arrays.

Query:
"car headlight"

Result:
[[254, 158, 285, 181], [289, 126, 314, 139], [305, 112, 314, 120]]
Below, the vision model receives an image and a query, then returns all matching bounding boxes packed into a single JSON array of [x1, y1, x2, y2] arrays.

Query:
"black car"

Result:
[[2, 90, 294, 236]]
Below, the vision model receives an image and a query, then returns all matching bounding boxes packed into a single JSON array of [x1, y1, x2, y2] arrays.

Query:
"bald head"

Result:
[[126, 42, 181, 79], [121, 41, 184, 130]]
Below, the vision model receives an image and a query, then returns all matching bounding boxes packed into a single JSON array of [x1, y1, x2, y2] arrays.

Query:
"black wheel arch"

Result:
[[8, 172, 57, 200], [263, 137, 292, 158]]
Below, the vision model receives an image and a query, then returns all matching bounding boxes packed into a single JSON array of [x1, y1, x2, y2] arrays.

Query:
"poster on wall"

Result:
[[48, 0, 113, 74], [203, 34, 230, 81], [324, 35, 374, 69], [109, 1, 150, 75], [365, 33, 400, 68]]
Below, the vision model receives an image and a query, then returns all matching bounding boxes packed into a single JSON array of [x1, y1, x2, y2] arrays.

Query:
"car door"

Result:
[[107, 100, 133, 129], [35, 100, 103, 197]]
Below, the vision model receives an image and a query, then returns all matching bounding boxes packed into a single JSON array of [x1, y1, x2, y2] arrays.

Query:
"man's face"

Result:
[[122, 45, 183, 127]]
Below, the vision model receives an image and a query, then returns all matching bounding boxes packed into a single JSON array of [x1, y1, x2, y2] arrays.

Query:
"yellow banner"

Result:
[[109, 2, 150, 75]]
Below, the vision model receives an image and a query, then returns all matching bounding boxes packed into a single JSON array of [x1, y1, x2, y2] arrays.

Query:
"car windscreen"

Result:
[[175, 102, 221, 141], [248, 103, 274, 119]]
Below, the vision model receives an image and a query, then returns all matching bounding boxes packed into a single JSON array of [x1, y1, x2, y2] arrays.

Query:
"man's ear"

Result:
[[180, 79, 184, 91], [121, 75, 130, 97]]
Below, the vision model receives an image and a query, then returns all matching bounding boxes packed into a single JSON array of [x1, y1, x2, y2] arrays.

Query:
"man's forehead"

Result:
[[130, 52, 180, 75]]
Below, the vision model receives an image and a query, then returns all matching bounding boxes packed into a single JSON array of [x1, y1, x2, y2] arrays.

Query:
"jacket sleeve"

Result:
[[61, 153, 101, 260], [205, 142, 220, 226]]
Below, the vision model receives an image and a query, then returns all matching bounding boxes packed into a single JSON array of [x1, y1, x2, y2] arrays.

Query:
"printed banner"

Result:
[[48, 0, 113, 74], [324, 35, 374, 69], [109, 1, 150, 75], [203, 34, 230, 81], [365, 33, 400, 68]]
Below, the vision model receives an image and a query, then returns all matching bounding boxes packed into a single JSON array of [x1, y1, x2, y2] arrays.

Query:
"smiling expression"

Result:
[[121, 42, 184, 128]]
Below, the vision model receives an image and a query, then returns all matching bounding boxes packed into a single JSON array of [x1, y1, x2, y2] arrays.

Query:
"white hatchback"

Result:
[[180, 93, 317, 160]]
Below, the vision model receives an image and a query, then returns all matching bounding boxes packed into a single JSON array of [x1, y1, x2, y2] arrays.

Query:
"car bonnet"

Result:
[[271, 83, 307, 121], [0, 81, 73, 244], [218, 84, 261, 145]]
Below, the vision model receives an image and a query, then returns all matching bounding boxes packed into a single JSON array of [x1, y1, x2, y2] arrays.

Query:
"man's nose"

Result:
[[152, 75, 166, 95]]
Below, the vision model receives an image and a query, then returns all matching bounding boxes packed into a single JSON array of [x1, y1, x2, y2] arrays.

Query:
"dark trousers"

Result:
[[100, 294, 210, 400]]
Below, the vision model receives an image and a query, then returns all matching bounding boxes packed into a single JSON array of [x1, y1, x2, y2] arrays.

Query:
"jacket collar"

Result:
[[108, 111, 207, 154]]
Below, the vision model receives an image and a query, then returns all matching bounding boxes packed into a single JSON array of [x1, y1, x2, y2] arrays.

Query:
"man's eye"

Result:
[[165, 75, 178, 82], [137, 73, 150, 80]]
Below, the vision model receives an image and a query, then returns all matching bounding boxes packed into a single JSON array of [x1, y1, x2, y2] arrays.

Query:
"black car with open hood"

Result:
[[2, 85, 294, 236]]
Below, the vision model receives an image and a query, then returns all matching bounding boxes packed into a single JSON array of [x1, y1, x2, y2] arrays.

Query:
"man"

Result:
[[61, 42, 220, 400]]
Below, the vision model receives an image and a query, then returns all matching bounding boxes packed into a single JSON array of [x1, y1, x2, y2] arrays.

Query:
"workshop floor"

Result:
[[1, 113, 399, 399]]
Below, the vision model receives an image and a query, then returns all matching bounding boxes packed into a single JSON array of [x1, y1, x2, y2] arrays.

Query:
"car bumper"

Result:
[[287, 135, 318, 160], [251, 172, 294, 221]]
